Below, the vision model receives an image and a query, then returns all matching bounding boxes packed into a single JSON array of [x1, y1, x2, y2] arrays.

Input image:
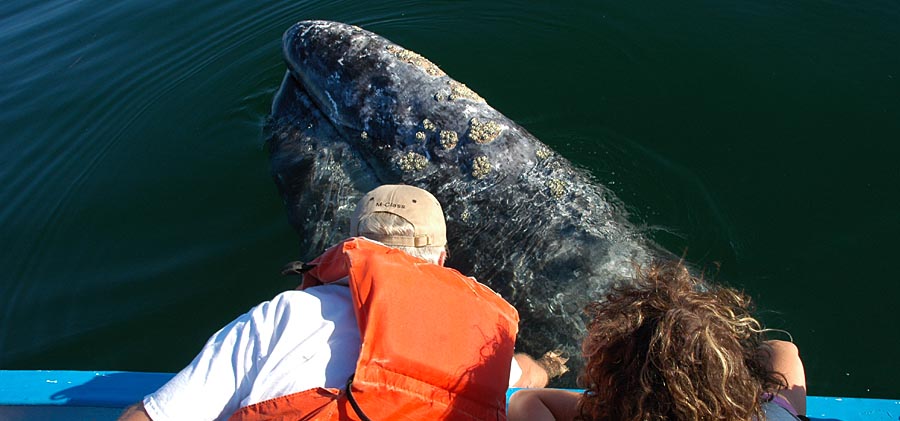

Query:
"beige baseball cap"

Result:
[[350, 184, 447, 247]]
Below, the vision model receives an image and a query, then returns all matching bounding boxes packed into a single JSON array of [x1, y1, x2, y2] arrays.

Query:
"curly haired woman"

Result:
[[508, 261, 807, 421]]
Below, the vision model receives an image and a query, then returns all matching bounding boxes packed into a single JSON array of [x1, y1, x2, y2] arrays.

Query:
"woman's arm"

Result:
[[764, 340, 807, 416], [507, 389, 581, 421]]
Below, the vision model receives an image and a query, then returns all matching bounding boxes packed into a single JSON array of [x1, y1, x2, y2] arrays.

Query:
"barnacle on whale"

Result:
[[471, 155, 491, 179], [398, 151, 428, 172]]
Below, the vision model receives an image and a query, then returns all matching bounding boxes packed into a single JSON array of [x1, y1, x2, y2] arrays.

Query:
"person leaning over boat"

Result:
[[506, 260, 808, 421], [118, 184, 551, 421]]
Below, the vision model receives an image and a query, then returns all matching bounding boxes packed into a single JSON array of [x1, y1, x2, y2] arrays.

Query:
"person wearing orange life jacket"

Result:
[[118, 184, 551, 421]]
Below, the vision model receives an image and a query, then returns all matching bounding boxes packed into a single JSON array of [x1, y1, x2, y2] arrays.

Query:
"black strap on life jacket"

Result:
[[345, 375, 372, 421], [280, 261, 313, 276]]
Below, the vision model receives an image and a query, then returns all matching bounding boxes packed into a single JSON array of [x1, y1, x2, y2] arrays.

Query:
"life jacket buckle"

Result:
[[280, 261, 312, 276]]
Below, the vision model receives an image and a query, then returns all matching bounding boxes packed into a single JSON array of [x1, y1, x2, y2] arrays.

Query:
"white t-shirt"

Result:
[[144, 284, 522, 421]]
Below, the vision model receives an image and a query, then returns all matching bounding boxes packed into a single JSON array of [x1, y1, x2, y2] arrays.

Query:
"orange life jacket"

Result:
[[230, 237, 520, 421]]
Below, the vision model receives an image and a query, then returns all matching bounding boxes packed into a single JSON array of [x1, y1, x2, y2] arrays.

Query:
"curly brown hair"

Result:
[[576, 261, 786, 421]]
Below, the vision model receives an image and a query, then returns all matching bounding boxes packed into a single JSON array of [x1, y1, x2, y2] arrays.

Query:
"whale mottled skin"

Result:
[[267, 20, 657, 385]]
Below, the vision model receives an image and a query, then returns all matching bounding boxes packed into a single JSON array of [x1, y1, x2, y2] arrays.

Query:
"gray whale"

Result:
[[266, 20, 657, 386]]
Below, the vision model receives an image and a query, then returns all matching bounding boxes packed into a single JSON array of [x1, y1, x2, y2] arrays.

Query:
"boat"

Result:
[[0, 370, 896, 420]]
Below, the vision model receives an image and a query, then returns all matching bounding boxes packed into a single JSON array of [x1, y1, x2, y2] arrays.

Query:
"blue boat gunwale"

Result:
[[0, 370, 172, 408], [1, 370, 896, 420]]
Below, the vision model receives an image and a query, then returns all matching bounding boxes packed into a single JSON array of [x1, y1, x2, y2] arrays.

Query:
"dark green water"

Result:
[[1, 0, 897, 399]]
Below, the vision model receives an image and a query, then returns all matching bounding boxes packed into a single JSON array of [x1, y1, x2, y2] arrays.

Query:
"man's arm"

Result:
[[512, 349, 571, 388], [511, 353, 550, 388], [118, 402, 152, 421], [122, 300, 278, 421]]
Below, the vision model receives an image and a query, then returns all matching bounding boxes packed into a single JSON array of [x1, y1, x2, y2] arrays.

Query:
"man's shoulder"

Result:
[[275, 283, 350, 300], [250, 286, 354, 328], [269, 284, 353, 310]]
